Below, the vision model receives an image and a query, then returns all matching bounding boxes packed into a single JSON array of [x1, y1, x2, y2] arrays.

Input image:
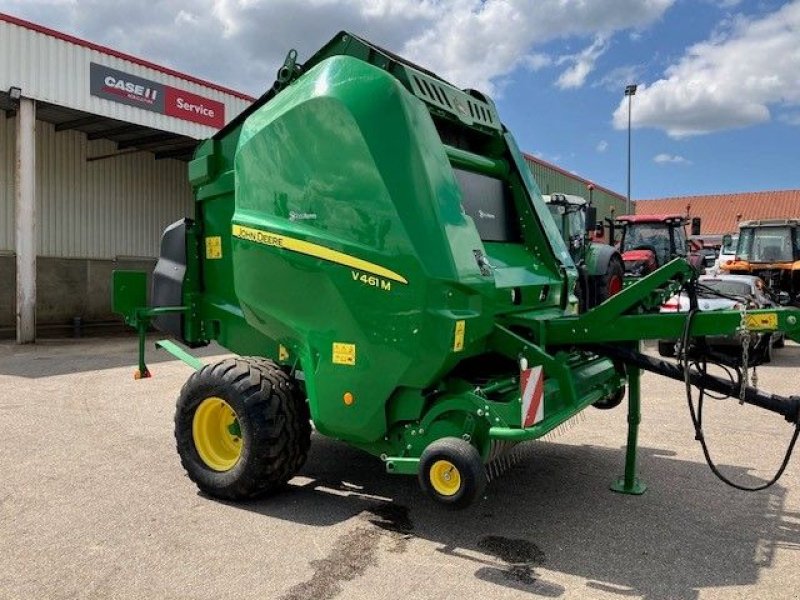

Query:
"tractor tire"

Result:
[[774, 333, 785, 349], [594, 256, 625, 305], [658, 341, 676, 357], [763, 338, 773, 364], [174, 357, 311, 500], [592, 385, 626, 410], [418, 437, 487, 510]]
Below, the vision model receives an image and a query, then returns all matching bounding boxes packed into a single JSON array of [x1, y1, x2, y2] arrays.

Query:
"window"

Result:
[[737, 227, 793, 262], [621, 223, 672, 266], [454, 169, 520, 242]]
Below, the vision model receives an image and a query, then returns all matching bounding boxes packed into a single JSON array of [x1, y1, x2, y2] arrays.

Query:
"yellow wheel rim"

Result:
[[429, 460, 462, 497], [192, 397, 242, 471]]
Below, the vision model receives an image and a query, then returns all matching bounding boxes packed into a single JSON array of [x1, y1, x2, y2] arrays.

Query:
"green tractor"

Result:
[[113, 33, 800, 508], [543, 193, 624, 311]]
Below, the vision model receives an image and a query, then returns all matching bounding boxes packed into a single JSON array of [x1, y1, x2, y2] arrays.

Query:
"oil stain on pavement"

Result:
[[477, 535, 546, 584], [280, 502, 413, 600]]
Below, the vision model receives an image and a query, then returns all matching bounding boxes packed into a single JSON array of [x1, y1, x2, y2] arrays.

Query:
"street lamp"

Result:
[[624, 83, 638, 215]]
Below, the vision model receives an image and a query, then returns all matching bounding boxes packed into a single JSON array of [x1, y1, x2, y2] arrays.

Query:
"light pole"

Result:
[[624, 83, 638, 215]]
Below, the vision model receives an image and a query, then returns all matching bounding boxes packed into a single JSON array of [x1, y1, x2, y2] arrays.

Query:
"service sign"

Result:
[[90, 63, 225, 129]]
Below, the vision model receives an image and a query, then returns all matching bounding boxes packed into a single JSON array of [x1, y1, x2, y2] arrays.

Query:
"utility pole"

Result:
[[624, 84, 638, 215]]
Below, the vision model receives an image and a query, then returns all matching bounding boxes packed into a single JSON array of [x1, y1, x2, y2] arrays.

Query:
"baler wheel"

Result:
[[174, 357, 311, 500], [418, 438, 487, 509], [593, 385, 626, 410]]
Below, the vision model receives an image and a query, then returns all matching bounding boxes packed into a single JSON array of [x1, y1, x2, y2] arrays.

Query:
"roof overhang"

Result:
[[1, 90, 198, 162]]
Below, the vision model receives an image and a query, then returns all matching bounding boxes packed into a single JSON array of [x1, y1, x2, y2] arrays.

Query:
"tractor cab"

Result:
[[542, 193, 595, 263], [616, 214, 694, 277], [726, 219, 800, 305]]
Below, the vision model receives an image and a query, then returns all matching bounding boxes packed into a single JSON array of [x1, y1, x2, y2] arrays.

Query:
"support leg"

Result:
[[611, 356, 647, 494], [134, 320, 151, 379]]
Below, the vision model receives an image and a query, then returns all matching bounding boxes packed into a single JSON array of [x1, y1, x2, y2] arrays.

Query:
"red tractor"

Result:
[[614, 214, 704, 278]]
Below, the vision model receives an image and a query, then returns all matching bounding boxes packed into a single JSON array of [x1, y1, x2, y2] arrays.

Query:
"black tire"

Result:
[[593, 385, 626, 410], [763, 338, 773, 364], [418, 437, 487, 509], [594, 256, 625, 306], [175, 357, 311, 500], [774, 333, 785, 349], [658, 341, 676, 357]]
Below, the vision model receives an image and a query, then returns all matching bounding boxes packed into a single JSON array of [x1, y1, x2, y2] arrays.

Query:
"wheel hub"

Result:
[[192, 397, 242, 471], [429, 459, 462, 496]]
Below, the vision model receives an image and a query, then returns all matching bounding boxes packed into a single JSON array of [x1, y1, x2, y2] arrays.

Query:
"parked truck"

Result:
[[113, 33, 800, 508]]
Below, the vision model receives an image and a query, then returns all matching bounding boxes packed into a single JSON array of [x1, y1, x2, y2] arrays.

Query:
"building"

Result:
[[0, 12, 627, 342], [525, 154, 627, 223], [0, 13, 253, 341], [636, 190, 800, 235]]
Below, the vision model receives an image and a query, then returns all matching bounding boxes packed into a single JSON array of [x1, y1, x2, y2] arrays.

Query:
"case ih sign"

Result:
[[90, 63, 225, 128]]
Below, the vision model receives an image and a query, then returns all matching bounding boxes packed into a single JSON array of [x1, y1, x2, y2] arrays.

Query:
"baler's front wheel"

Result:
[[418, 438, 487, 509], [174, 357, 311, 500]]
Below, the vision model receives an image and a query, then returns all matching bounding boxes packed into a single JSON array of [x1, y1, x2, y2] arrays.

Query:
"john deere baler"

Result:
[[113, 33, 800, 507]]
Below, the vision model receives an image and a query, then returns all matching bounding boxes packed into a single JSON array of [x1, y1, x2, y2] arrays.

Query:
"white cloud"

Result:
[[653, 153, 691, 165], [612, 1, 800, 137], [3, 0, 675, 96], [523, 53, 553, 71], [596, 140, 609, 152], [594, 64, 644, 92], [555, 35, 609, 90]]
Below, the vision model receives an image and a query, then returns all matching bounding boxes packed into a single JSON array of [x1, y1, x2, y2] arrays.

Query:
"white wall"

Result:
[[0, 115, 194, 259]]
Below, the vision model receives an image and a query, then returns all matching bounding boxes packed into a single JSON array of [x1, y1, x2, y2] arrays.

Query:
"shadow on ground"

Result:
[[0, 335, 227, 378], [225, 435, 800, 600]]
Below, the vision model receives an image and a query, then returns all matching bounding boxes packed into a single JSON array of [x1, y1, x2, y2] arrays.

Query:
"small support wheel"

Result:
[[593, 385, 626, 410], [418, 438, 487, 509]]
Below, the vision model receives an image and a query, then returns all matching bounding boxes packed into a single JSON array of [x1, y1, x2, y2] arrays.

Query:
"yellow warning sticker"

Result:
[[278, 344, 289, 361], [453, 320, 466, 352], [205, 236, 222, 259], [332, 342, 356, 366], [746, 313, 778, 330]]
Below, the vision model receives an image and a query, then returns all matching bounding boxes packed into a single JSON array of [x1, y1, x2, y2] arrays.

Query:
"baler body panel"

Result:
[[227, 56, 568, 442]]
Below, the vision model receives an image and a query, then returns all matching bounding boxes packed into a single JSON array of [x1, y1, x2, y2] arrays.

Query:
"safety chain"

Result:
[[739, 302, 751, 405]]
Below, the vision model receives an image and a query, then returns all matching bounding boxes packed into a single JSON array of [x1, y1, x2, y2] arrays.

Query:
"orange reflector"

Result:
[[343, 392, 354, 406]]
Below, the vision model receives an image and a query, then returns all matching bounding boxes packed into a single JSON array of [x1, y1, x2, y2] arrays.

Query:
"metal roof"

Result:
[[615, 214, 686, 224], [636, 190, 800, 235]]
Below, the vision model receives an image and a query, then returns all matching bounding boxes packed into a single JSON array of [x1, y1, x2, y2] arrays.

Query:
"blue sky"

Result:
[[498, 0, 798, 199], [2, 0, 798, 200]]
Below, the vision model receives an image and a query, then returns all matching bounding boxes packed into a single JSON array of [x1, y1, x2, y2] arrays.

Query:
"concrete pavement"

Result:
[[1, 337, 799, 599]]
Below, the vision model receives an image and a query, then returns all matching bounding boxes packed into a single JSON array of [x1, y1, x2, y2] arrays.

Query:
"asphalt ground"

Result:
[[2, 337, 800, 600]]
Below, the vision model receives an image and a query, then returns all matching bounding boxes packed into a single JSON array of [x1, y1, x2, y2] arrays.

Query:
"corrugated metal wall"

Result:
[[0, 116, 13, 252], [0, 18, 251, 139], [526, 156, 627, 221], [0, 116, 193, 258]]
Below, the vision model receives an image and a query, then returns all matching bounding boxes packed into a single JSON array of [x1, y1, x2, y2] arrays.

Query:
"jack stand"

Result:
[[611, 351, 647, 495], [134, 318, 152, 379]]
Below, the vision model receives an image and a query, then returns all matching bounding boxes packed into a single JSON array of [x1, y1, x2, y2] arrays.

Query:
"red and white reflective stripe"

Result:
[[520, 366, 544, 427]]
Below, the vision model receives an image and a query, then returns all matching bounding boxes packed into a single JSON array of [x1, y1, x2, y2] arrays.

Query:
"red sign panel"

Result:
[[91, 63, 226, 128], [164, 87, 225, 128]]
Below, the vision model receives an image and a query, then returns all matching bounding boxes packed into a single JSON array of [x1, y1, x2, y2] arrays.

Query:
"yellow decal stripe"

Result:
[[232, 224, 408, 284]]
